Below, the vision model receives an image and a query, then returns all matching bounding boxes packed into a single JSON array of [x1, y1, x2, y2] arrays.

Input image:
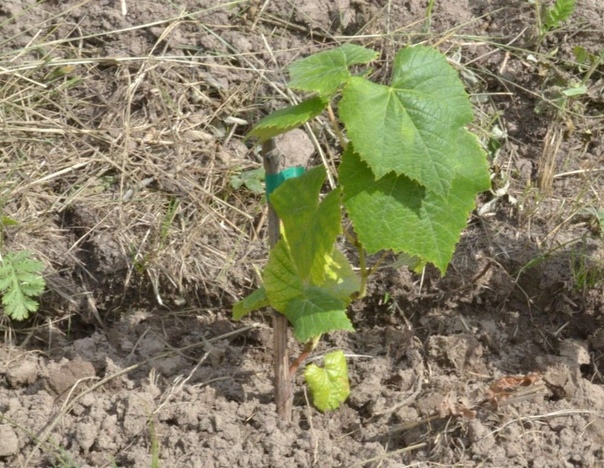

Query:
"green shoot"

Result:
[[572, 248, 604, 294], [159, 197, 179, 250], [148, 417, 160, 468], [424, 0, 435, 32]]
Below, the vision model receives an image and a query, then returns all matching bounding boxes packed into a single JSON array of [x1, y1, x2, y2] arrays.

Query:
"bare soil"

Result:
[[1, 1, 604, 467]]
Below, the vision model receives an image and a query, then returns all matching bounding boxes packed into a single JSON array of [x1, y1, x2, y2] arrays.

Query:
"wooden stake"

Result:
[[262, 139, 293, 422]]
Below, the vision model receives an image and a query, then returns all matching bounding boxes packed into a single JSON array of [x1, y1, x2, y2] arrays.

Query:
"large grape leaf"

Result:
[[288, 44, 378, 96], [339, 46, 474, 198], [270, 166, 342, 284], [285, 286, 353, 343], [340, 131, 490, 273], [304, 350, 350, 412], [247, 96, 328, 143]]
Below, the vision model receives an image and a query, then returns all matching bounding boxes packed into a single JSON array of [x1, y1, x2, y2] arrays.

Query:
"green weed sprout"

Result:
[[230, 168, 265, 195], [536, 0, 576, 34], [234, 44, 490, 413], [0, 250, 46, 320], [0, 214, 46, 320]]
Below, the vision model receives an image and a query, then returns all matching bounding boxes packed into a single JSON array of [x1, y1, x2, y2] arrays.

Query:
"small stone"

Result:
[[6, 360, 38, 387], [76, 421, 99, 451], [275, 129, 315, 169], [559, 339, 590, 366], [0, 424, 19, 456], [47, 360, 96, 396]]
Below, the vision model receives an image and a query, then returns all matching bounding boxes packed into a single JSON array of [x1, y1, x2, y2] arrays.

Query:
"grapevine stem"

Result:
[[366, 251, 390, 277], [289, 336, 319, 378], [344, 225, 369, 298], [346, 225, 390, 299], [327, 103, 347, 149], [262, 139, 293, 422]]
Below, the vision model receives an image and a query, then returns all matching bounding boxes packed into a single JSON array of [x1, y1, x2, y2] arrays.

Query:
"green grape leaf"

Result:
[[271, 166, 342, 284], [339, 46, 474, 197], [288, 44, 379, 96], [340, 131, 490, 273], [233, 287, 269, 320], [248, 96, 328, 143], [262, 239, 357, 341], [263, 239, 303, 312], [304, 350, 350, 412], [323, 249, 361, 304], [284, 286, 353, 343]]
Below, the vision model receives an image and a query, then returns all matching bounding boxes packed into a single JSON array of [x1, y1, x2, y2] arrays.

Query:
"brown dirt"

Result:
[[1, 0, 604, 466]]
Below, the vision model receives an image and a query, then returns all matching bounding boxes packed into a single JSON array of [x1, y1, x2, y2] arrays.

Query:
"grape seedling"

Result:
[[234, 44, 491, 417]]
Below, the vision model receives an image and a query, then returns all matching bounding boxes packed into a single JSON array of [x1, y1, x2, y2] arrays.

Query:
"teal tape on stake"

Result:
[[266, 166, 305, 199]]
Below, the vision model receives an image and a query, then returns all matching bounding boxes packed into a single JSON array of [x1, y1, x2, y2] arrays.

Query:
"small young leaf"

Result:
[[322, 249, 361, 304], [1, 216, 18, 227], [288, 44, 379, 96], [233, 287, 269, 320], [339, 46, 473, 197], [270, 166, 342, 284], [230, 177, 244, 190], [284, 286, 354, 343], [248, 96, 328, 143], [573, 46, 588, 65], [391, 252, 425, 273], [341, 130, 490, 273], [561, 85, 587, 97], [230, 168, 265, 194], [304, 350, 350, 412], [544, 0, 576, 31], [243, 178, 264, 195]]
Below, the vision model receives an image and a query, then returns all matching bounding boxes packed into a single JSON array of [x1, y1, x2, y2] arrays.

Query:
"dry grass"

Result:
[[0, 1, 484, 329], [0, 2, 288, 328]]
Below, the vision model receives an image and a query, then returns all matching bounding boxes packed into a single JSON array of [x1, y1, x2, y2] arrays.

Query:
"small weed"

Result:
[[541, 0, 577, 34], [423, 0, 435, 32], [578, 206, 604, 238], [571, 244, 604, 294], [148, 416, 161, 468], [573, 47, 604, 78], [0, 250, 46, 320], [0, 216, 46, 321], [530, 0, 576, 36], [229, 167, 265, 194], [159, 197, 180, 250]]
